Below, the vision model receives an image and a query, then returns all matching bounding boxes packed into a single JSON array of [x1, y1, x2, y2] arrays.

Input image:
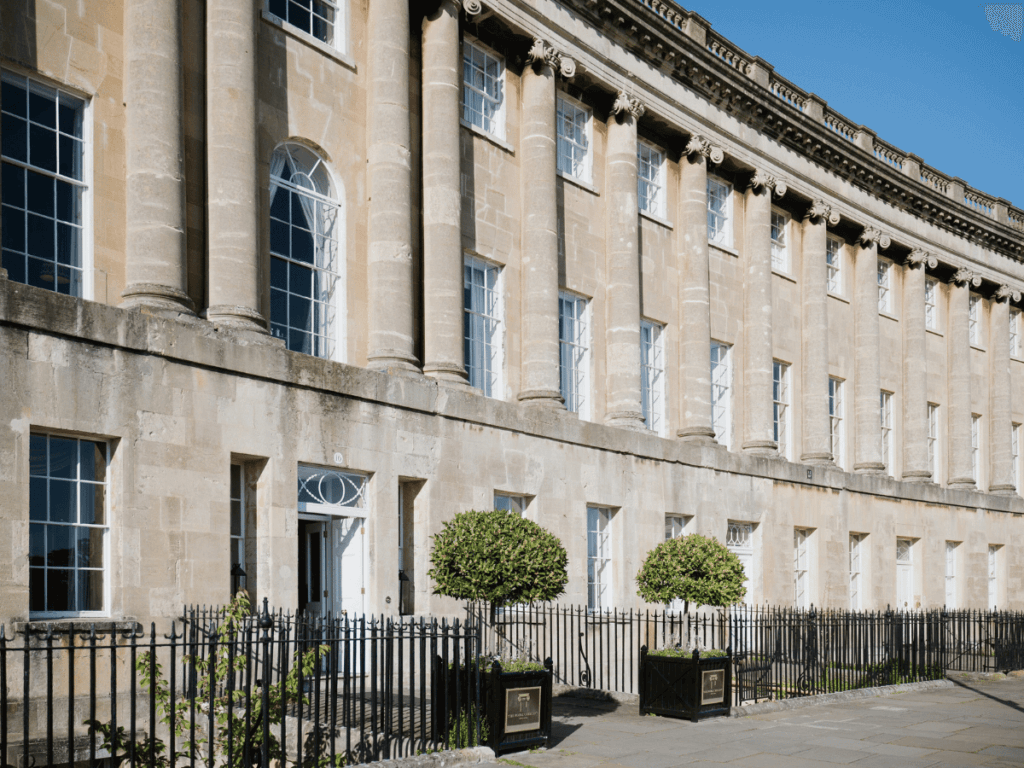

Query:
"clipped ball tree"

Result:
[[429, 509, 568, 619], [636, 533, 746, 614]]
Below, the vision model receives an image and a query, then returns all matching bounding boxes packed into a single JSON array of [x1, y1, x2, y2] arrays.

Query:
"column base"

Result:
[[605, 410, 646, 431], [367, 350, 423, 376], [900, 470, 933, 483], [800, 452, 835, 466], [676, 426, 717, 443], [517, 388, 565, 409], [988, 483, 1017, 495], [423, 363, 471, 388], [742, 440, 778, 456], [948, 477, 977, 490], [121, 283, 197, 318], [206, 304, 269, 333], [854, 462, 886, 474]]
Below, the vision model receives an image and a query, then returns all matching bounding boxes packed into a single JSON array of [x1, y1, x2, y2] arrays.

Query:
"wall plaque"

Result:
[[701, 669, 725, 705], [504, 686, 541, 733]]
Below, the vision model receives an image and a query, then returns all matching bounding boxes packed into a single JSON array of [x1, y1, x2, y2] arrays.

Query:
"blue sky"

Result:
[[674, 0, 1023, 206]]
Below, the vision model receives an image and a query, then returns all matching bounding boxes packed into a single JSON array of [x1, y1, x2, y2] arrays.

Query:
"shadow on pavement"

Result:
[[948, 676, 1024, 716]]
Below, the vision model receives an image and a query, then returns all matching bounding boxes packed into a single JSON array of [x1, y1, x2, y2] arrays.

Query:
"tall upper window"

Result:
[[711, 342, 732, 449], [637, 141, 665, 218], [773, 361, 790, 459], [640, 320, 665, 436], [269, 143, 342, 360], [464, 255, 502, 397], [1011, 309, 1022, 357], [267, 0, 347, 54], [877, 259, 892, 313], [770, 209, 789, 273], [969, 294, 981, 345], [2, 73, 86, 296], [587, 506, 612, 612], [880, 391, 893, 476], [826, 235, 843, 294], [830, 377, 844, 469], [559, 292, 590, 418], [556, 95, 591, 183], [793, 528, 809, 609], [971, 414, 980, 482], [849, 534, 863, 610], [230, 465, 245, 581], [945, 541, 958, 609], [462, 40, 505, 139], [924, 278, 938, 330], [706, 176, 732, 247], [30, 434, 108, 616], [928, 404, 939, 482]]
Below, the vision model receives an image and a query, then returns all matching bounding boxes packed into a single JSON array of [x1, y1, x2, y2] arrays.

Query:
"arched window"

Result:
[[269, 143, 343, 360]]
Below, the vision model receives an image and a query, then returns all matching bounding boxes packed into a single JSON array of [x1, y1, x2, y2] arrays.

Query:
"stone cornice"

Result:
[[906, 248, 937, 270], [526, 37, 576, 78], [611, 90, 645, 119], [683, 134, 723, 164], [748, 169, 787, 198], [547, 0, 1024, 262], [805, 199, 840, 225]]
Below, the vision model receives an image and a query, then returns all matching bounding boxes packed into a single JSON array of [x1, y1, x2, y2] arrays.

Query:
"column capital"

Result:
[[994, 284, 1022, 303], [951, 267, 982, 287], [857, 227, 891, 250], [461, 0, 483, 14], [611, 90, 645, 120], [748, 169, 787, 198], [683, 134, 723, 164], [906, 248, 937, 270], [805, 199, 840, 225], [526, 38, 576, 78]]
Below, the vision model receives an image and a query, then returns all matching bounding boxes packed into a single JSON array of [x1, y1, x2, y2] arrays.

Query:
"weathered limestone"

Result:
[[676, 136, 721, 442], [517, 39, 567, 408], [742, 170, 786, 454], [121, 0, 193, 315], [854, 228, 889, 473], [205, 0, 265, 332], [421, 1, 466, 385], [902, 249, 936, 481], [800, 200, 839, 464], [604, 92, 645, 429], [948, 268, 980, 489], [989, 285, 1019, 493], [366, 0, 419, 371]]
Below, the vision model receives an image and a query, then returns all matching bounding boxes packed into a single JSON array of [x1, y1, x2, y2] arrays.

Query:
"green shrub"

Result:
[[447, 704, 489, 748], [647, 647, 728, 659], [635, 534, 746, 612]]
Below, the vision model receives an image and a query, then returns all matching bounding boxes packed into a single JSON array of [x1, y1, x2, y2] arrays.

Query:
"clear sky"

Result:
[[674, 0, 1023, 207]]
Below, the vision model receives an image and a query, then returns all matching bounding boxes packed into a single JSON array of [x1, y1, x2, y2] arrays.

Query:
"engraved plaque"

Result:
[[701, 669, 725, 705], [504, 686, 541, 733]]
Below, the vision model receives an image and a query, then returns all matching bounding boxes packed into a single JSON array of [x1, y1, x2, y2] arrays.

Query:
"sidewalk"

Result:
[[484, 677, 1024, 767]]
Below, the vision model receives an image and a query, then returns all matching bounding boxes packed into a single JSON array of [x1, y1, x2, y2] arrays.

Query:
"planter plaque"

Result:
[[504, 686, 541, 733], [701, 669, 725, 705]]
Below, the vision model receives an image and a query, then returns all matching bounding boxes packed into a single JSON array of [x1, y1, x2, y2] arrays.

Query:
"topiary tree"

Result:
[[635, 533, 746, 615], [428, 509, 568, 621]]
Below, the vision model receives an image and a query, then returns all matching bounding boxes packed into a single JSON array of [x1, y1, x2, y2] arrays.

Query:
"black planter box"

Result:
[[638, 646, 732, 722], [432, 657, 553, 755]]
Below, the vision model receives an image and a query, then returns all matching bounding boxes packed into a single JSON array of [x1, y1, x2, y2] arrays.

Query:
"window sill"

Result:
[[827, 291, 849, 304], [460, 120, 514, 154], [971, 344, 986, 352], [261, 10, 357, 73], [926, 327, 944, 338], [557, 171, 599, 196], [772, 269, 796, 284], [17, 618, 139, 634], [639, 208, 672, 229], [708, 241, 738, 258], [1012, 355, 1024, 363], [879, 311, 899, 322]]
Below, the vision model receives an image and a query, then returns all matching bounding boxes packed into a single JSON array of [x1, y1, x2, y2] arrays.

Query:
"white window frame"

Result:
[[296, 465, 367, 515], [706, 176, 732, 247], [826, 235, 843, 295], [265, 0, 349, 56], [770, 208, 790, 273], [637, 140, 665, 218], [1011, 308, 1022, 358], [494, 493, 526, 516], [230, 464, 245, 583], [971, 414, 981, 482], [829, 377, 845, 469], [641, 320, 666, 436], [880, 391, 893, 476], [849, 534, 863, 611], [988, 545, 999, 610], [896, 538, 914, 610], [969, 294, 981, 346], [29, 433, 109, 618], [925, 278, 938, 330], [877, 259, 892, 314], [928, 404, 939, 483], [711, 342, 733, 449], [945, 541, 958, 609], [665, 515, 691, 540], [462, 38, 505, 140], [559, 291, 591, 418], [1, 71, 92, 300], [726, 521, 754, 606], [773, 360, 791, 459], [556, 94, 592, 184], [587, 506, 613, 613], [1013, 423, 1020, 493], [463, 254, 503, 398], [794, 528, 810, 609]]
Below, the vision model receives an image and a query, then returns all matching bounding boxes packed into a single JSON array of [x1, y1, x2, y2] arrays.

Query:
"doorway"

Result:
[[298, 515, 366, 618]]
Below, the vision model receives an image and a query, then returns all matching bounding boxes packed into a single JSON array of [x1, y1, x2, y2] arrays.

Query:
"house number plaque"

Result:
[[701, 669, 725, 705], [504, 686, 541, 733]]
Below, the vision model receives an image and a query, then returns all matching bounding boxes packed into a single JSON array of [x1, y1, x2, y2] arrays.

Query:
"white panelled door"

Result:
[[896, 539, 913, 610], [332, 516, 365, 617]]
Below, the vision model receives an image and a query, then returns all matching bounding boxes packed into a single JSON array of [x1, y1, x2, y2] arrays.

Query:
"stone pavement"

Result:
[[486, 678, 1024, 767]]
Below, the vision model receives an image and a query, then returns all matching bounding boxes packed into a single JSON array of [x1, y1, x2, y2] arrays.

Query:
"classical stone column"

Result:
[[604, 91, 645, 429], [366, 0, 418, 371], [800, 200, 839, 464], [121, 0, 193, 315], [676, 135, 722, 442], [989, 285, 1019, 493], [947, 267, 980, 489], [902, 249, 937, 481], [421, 0, 466, 384], [206, 0, 265, 332], [742, 170, 786, 454], [853, 228, 889, 473], [517, 39, 574, 408]]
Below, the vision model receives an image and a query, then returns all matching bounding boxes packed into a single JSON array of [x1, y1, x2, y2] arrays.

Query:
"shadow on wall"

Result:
[[0, 0, 37, 71]]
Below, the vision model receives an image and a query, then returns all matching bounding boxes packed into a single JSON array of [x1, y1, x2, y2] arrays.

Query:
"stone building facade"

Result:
[[1, 0, 1023, 628]]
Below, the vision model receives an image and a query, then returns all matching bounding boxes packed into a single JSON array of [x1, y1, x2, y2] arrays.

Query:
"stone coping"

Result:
[[348, 746, 495, 768], [2, 279, 1022, 515]]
